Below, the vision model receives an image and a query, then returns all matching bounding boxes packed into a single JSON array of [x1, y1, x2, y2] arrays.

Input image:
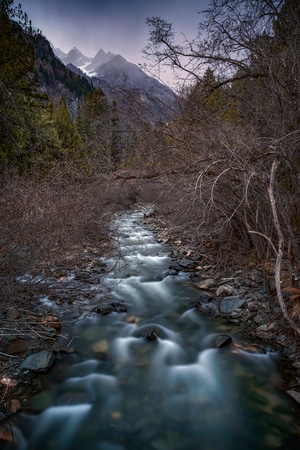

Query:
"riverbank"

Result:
[[143, 209, 300, 405]]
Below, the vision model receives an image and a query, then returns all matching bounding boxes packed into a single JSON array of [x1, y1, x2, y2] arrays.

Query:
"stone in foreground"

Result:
[[20, 350, 55, 372]]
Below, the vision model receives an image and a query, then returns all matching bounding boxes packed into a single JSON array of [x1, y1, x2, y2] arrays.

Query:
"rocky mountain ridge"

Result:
[[54, 46, 177, 122]]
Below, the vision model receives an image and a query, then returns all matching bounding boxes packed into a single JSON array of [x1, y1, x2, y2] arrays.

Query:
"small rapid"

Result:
[[9, 209, 300, 449]]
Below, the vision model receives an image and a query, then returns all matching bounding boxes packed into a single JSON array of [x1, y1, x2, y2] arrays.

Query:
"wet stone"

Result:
[[4, 399, 21, 415], [247, 300, 259, 312], [216, 285, 236, 297], [178, 257, 198, 270], [143, 328, 159, 341], [40, 315, 62, 330], [164, 268, 179, 276], [125, 315, 140, 324], [197, 279, 217, 290], [233, 342, 265, 354], [287, 390, 300, 405], [255, 329, 275, 341], [111, 302, 127, 313], [214, 334, 232, 348], [20, 350, 55, 373], [220, 296, 246, 314], [195, 293, 214, 303], [96, 305, 112, 315], [96, 302, 127, 315]]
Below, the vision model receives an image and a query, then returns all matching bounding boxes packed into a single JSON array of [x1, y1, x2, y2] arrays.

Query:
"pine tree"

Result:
[[0, 0, 61, 172], [55, 96, 82, 156], [110, 100, 122, 169], [76, 89, 111, 171]]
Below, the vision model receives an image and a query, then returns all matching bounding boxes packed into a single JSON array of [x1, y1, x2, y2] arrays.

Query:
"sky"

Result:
[[20, 0, 210, 85]]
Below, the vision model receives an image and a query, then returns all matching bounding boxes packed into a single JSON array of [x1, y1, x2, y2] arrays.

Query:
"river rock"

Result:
[[216, 285, 236, 297], [4, 399, 21, 414], [0, 425, 13, 443], [214, 334, 232, 348], [178, 257, 198, 269], [232, 342, 265, 354], [20, 350, 55, 372], [287, 390, 300, 405], [96, 302, 127, 315], [247, 300, 259, 312], [255, 322, 278, 340], [143, 328, 158, 341], [111, 302, 127, 313], [125, 315, 140, 324], [197, 279, 217, 290], [96, 305, 112, 315], [220, 296, 246, 314], [195, 293, 214, 303], [40, 315, 62, 330], [0, 377, 18, 388]]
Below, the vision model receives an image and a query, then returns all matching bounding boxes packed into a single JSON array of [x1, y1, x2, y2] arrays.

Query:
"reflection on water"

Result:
[[10, 209, 300, 449]]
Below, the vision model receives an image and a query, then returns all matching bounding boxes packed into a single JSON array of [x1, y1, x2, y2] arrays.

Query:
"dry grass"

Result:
[[0, 166, 139, 310]]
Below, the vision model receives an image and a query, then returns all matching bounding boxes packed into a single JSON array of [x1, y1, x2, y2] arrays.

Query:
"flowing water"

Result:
[[10, 209, 300, 449]]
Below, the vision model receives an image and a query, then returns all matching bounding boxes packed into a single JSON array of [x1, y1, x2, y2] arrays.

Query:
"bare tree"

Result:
[[143, 0, 300, 331]]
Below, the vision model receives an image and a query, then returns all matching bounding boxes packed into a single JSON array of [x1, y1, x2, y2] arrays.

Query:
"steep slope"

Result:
[[56, 47, 115, 76], [57, 48, 178, 124], [85, 48, 115, 72], [61, 47, 93, 67], [35, 37, 93, 114]]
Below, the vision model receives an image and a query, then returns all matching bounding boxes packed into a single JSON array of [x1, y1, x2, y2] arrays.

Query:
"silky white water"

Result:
[[9, 209, 300, 449]]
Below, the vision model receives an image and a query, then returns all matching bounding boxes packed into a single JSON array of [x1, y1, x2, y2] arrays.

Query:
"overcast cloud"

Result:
[[20, 0, 209, 66]]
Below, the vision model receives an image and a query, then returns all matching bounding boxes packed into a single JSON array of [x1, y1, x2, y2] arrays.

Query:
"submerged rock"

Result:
[[125, 315, 140, 324], [143, 328, 159, 341], [111, 302, 127, 313]]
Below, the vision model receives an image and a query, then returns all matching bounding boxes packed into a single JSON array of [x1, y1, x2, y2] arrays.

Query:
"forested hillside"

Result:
[[0, 0, 300, 335]]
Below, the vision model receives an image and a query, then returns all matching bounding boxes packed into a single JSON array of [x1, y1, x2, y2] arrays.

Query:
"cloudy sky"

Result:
[[20, 0, 209, 78]]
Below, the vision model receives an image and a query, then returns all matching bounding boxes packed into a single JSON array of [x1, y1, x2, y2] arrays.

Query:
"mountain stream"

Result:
[[10, 208, 300, 449]]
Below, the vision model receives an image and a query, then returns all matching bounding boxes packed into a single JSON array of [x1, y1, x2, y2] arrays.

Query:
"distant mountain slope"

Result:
[[93, 54, 175, 103], [56, 47, 115, 76], [54, 47, 178, 124], [85, 49, 115, 72], [60, 47, 93, 67], [35, 36, 93, 114]]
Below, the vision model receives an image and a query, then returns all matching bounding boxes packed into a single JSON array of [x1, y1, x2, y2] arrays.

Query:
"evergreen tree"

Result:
[[0, 0, 65, 172], [55, 96, 82, 155], [110, 100, 122, 169], [76, 88, 112, 171], [0, 0, 37, 169]]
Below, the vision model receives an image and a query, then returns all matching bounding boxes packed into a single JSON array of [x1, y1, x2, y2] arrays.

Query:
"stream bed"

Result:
[[10, 209, 300, 449]]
